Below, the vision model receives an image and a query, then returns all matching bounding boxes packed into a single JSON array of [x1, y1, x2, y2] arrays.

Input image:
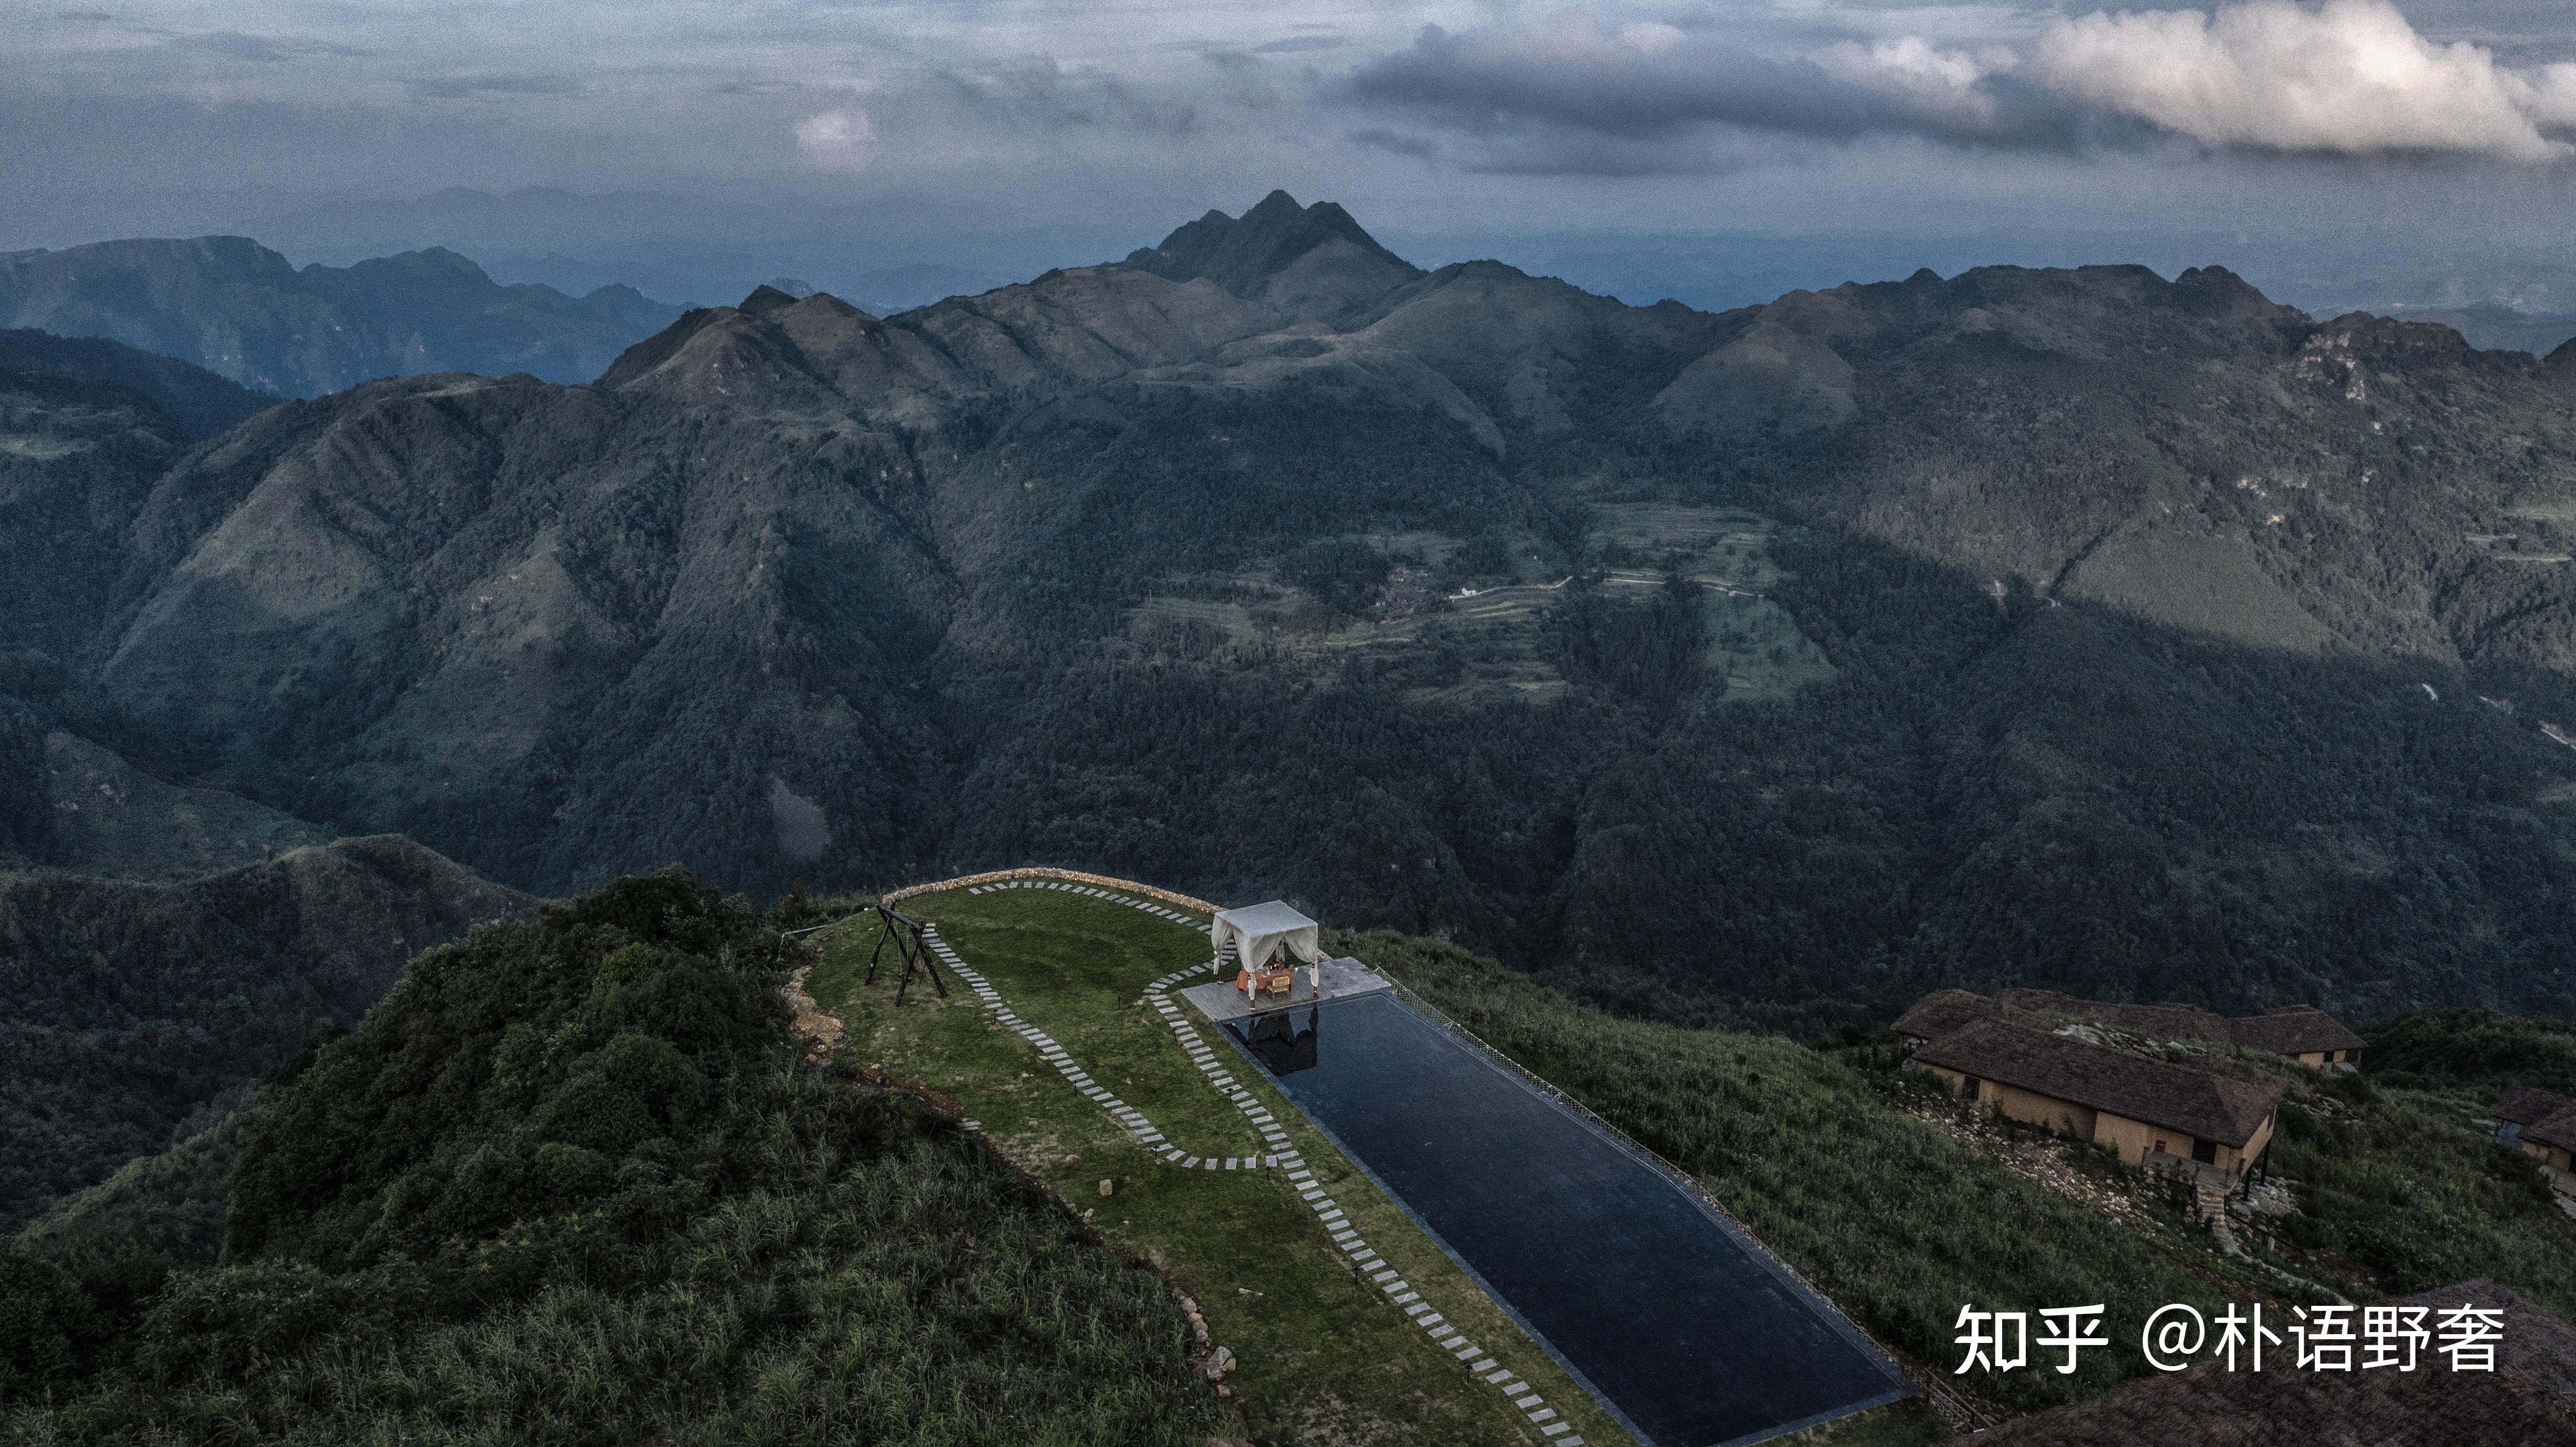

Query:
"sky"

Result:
[[11, 1, 2576, 310]]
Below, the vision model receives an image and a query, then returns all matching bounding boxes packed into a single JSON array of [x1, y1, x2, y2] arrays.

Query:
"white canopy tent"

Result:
[[1212, 900, 1325, 973]]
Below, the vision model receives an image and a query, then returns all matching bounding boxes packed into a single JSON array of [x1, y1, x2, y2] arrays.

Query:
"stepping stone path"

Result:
[[946, 876, 1579, 1444]]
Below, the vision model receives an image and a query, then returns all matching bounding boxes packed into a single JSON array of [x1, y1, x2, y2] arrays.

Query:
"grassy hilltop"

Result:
[[809, 881, 1639, 1447]]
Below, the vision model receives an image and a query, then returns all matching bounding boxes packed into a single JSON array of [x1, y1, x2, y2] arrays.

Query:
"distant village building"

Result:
[[1890, 990, 2052, 1051], [2226, 1008, 2367, 1067], [2495, 1087, 2576, 1196], [2491, 1086, 2576, 1146], [1891, 987, 2365, 1068], [1910, 1018, 2286, 1181]]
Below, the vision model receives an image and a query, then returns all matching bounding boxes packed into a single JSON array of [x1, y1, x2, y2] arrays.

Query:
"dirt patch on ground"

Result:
[[783, 963, 845, 1062], [1905, 1101, 2153, 1229]]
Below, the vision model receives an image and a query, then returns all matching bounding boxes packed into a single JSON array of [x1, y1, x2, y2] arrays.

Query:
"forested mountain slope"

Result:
[[0, 329, 279, 440], [0, 835, 532, 1232], [19, 191, 2576, 1034], [0, 237, 682, 396], [3, 870, 1224, 1444], [0, 358, 212, 663]]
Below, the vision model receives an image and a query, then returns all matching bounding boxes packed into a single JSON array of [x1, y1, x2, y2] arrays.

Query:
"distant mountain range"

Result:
[[10, 189, 2576, 1042], [0, 237, 683, 397]]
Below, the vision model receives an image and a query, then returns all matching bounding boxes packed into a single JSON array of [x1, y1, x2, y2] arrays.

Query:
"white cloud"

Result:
[[2031, 0, 2576, 161], [1814, 36, 2018, 130], [792, 106, 875, 169]]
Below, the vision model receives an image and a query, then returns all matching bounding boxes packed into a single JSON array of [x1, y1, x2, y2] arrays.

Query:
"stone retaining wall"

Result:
[[883, 866, 1222, 915]]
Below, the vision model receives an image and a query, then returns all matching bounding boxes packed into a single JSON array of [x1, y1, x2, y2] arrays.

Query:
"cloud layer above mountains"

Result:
[[1348, 1, 2576, 172], [7, 2, 2576, 254], [2035, 0, 2576, 161]]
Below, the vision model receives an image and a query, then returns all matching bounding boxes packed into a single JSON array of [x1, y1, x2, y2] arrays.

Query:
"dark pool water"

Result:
[[1233, 992, 1910, 1447]]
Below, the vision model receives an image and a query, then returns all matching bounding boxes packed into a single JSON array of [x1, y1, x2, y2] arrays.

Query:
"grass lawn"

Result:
[[808, 881, 1641, 1447]]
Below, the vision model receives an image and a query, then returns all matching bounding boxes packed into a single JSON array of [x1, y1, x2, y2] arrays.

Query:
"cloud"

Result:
[[1350, 20, 2050, 156], [2031, 0, 2576, 161], [1349, 126, 1439, 160], [412, 74, 583, 100], [1342, 4, 2576, 171], [1815, 36, 2018, 132], [793, 106, 876, 170], [936, 58, 1202, 136], [165, 30, 369, 63]]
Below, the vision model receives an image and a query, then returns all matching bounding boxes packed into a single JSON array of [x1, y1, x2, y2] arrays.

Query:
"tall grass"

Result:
[[5, 870, 1226, 1445], [1358, 930, 2257, 1416], [2263, 1068, 2576, 1311]]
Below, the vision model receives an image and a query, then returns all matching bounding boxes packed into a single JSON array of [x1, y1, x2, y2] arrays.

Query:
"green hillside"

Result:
[[0, 835, 531, 1234], [4, 869, 1226, 1444], [1374, 933, 2576, 1397]]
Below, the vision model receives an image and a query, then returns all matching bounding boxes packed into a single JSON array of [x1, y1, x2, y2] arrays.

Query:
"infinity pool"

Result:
[[1227, 991, 1910, 1447]]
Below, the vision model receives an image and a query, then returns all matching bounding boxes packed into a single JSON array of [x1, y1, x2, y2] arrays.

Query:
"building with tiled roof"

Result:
[[1912, 1018, 2287, 1179], [2495, 1086, 2576, 1130], [1901, 986, 2366, 1068], [2518, 1106, 2576, 1197], [2227, 1006, 2367, 1063], [1886, 989, 2049, 1046]]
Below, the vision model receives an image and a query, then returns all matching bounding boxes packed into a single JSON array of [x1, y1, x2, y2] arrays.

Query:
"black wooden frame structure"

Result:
[[865, 903, 948, 1004]]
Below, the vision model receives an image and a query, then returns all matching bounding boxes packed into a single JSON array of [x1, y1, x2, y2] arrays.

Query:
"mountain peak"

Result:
[[1243, 188, 1306, 222], [1118, 190, 1422, 322]]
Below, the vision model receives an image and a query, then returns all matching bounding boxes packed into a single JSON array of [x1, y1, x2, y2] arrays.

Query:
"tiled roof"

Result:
[[2229, 1006, 2366, 1056], [1889, 989, 2048, 1041], [2524, 1107, 2576, 1155], [2496, 1086, 2576, 1128], [1913, 1018, 2286, 1148], [1901, 988, 2365, 1060], [1994, 989, 2235, 1043]]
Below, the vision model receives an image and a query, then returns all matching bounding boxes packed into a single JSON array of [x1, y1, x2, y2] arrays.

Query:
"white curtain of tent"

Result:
[[1213, 901, 1325, 973]]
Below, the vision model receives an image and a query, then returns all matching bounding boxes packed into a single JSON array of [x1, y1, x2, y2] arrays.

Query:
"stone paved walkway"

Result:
[[932, 876, 1583, 1444]]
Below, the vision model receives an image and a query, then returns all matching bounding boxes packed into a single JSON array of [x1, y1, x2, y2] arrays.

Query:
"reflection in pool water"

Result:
[[1229, 1006, 1320, 1076]]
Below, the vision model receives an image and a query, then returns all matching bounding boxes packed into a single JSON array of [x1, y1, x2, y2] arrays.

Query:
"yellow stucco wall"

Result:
[[2233, 1113, 2275, 1171], [1923, 1067, 2097, 1138], [1926, 1067, 2272, 1174]]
